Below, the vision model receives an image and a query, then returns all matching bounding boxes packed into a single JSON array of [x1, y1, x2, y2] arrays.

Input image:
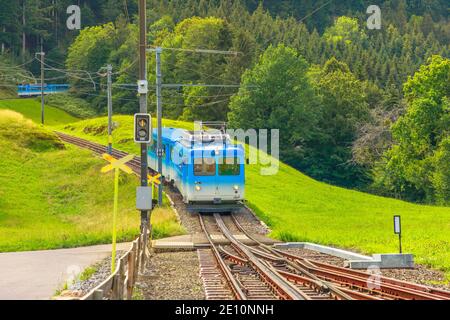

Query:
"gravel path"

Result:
[[136, 251, 205, 300], [0, 243, 130, 300], [64, 253, 123, 297]]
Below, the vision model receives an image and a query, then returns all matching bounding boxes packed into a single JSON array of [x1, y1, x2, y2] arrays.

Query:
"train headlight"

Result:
[[233, 185, 239, 191], [195, 185, 201, 191]]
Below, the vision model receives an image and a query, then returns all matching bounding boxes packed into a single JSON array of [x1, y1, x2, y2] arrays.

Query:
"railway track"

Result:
[[200, 214, 347, 300], [55, 132, 142, 174], [56, 132, 450, 301], [227, 214, 450, 301]]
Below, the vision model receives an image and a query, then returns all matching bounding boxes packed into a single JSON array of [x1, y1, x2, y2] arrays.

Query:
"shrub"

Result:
[[43, 94, 97, 119]]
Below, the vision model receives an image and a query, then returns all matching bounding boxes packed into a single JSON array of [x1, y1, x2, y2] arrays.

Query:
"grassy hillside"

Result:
[[0, 90, 15, 99], [58, 115, 195, 154], [44, 94, 98, 119], [0, 110, 184, 252], [55, 116, 450, 281], [0, 99, 78, 125]]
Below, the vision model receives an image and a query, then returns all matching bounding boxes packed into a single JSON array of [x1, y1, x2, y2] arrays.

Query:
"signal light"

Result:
[[134, 113, 152, 143]]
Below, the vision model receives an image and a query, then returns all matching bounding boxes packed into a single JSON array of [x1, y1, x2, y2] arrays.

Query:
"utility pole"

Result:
[[107, 64, 113, 154], [155, 47, 163, 206], [37, 48, 45, 125], [138, 0, 149, 243]]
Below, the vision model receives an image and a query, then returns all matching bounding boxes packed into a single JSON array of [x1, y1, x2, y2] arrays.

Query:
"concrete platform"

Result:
[[151, 235, 195, 251], [345, 254, 414, 269], [275, 242, 372, 261], [274, 242, 414, 269]]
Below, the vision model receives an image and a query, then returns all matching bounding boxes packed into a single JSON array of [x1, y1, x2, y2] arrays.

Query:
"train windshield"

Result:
[[194, 158, 216, 176], [218, 157, 240, 176]]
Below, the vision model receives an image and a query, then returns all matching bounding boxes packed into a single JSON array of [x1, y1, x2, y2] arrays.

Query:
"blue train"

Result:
[[17, 84, 69, 97], [148, 128, 245, 212]]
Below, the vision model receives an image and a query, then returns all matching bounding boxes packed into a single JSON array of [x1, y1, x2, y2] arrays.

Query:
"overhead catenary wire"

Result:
[[36, 57, 104, 88], [147, 46, 241, 56], [0, 58, 36, 69], [4, 51, 253, 109]]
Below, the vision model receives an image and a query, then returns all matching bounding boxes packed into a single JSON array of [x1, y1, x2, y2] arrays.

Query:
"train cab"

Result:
[[147, 128, 245, 213]]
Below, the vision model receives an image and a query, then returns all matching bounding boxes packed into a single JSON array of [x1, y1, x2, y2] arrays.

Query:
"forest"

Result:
[[0, 0, 449, 204]]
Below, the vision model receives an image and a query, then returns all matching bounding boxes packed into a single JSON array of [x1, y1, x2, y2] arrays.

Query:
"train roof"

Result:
[[152, 127, 244, 151]]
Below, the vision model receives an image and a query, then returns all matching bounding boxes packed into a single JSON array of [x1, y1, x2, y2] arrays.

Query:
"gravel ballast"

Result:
[[136, 251, 205, 300]]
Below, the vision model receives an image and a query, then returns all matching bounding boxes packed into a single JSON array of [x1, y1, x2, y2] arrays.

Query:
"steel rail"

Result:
[[229, 215, 355, 300], [300, 257, 450, 300], [213, 214, 311, 300], [289, 256, 446, 300], [230, 214, 449, 301], [198, 215, 247, 300]]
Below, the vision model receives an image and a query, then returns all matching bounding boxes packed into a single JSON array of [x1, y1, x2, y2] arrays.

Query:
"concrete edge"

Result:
[[273, 242, 415, 269], [273, 242, 373, 261], [165, 193, 182, 225]]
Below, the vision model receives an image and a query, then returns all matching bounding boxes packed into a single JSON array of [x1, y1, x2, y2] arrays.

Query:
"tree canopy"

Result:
[[228, 44, 319, 169], [378, 56, 450, 203]]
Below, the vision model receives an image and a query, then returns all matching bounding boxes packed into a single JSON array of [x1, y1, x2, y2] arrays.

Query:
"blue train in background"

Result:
[[148, 127, 245, 212], [17, 84, 69, 97]]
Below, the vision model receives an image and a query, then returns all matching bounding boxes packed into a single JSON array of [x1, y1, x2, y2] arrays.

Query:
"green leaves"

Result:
[[323, 16, 367, 45], [403, 55, 450, 103], [148, 16, 237, 120], [382, 56, 450, 203], [228, 44, 321, 176]]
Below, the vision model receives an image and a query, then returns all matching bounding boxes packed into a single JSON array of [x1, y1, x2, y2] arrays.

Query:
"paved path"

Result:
[[0, 243, 130, 300]]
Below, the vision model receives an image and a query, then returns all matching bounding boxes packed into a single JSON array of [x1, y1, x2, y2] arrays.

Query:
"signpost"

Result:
[[393, 215, 402, 254], [106, 64, 113, 154], [101, 153, 134, 272], [35, 49, 45, 125]]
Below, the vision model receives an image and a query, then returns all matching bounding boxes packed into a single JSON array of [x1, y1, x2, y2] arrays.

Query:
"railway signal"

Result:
[[101, 153, 134, 272], [134, 113, 152, 143]]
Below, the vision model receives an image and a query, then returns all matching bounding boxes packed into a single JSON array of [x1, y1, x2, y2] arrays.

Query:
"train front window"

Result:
[[194, 158, 216, 176], [219, 157, 240, 176]]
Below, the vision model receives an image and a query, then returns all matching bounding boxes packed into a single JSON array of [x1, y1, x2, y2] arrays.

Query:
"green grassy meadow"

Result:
[[0, 99, 78, 125], [0, 108, 184, 252], [2, 98, 449, 280]]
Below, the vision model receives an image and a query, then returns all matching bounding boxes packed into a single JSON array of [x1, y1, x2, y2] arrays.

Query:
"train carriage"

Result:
[[17, 84, 69, 97], [147, 128, 245, 212]]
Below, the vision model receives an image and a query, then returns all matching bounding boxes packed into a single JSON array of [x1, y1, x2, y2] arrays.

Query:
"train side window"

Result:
[[218, 157, 241, 176], [194, 157, 216, 176]]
